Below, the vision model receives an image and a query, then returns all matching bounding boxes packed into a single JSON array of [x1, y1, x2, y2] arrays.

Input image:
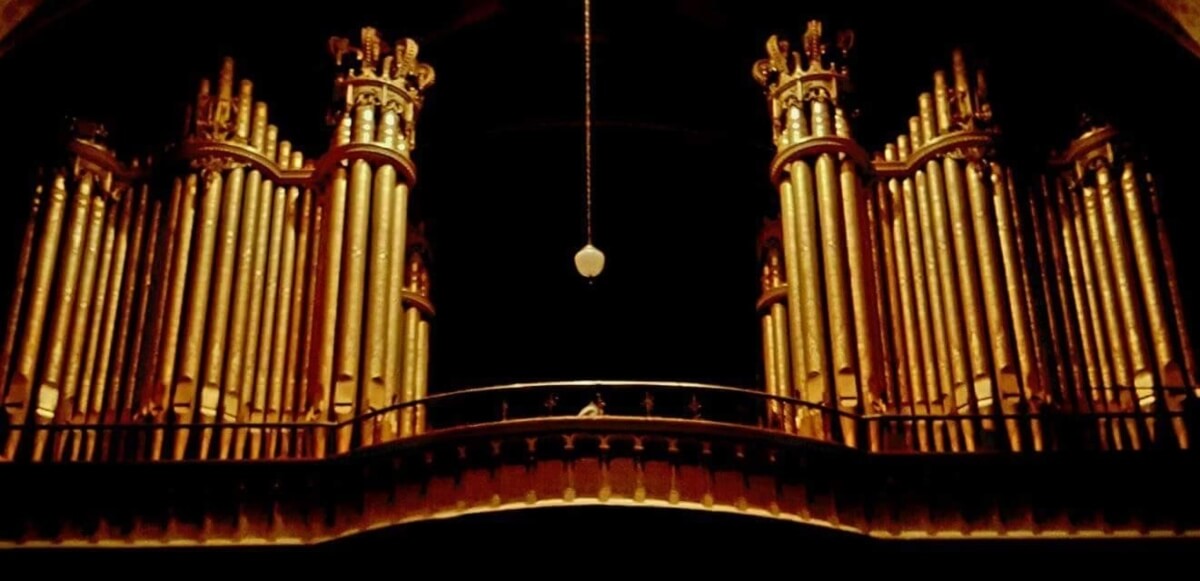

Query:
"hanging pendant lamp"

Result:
[[574, 0, 605, 279]]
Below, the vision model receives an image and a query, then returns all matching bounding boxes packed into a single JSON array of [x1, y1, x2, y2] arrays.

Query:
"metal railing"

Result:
[[1, 381, 1194, 462]]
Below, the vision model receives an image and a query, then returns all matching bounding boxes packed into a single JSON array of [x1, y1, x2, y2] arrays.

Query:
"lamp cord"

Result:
[[583, 0, 593, 244]]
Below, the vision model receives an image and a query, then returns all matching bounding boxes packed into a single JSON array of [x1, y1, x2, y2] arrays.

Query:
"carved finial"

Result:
[[330, 27, 434, 94], [328, 26, 436, 152], [974, 69, 992, 123], [393, 38, 436, 93], [803, 20, 825, 68], [360, 27, 385, 75], [189, 59, 244, 142]]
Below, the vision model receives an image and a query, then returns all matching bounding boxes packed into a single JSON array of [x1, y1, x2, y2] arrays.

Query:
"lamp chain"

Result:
[[584, 0, 593, 244]]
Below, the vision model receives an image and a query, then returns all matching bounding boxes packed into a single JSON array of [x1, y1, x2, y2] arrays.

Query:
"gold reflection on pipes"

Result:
[[754, 25, 1192, 452], [2, 19, 1198, 466], [0, 31, 434, 461]]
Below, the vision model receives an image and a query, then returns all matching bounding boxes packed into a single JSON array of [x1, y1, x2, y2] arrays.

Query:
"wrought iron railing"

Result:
[[1, 381, 1194, 462]]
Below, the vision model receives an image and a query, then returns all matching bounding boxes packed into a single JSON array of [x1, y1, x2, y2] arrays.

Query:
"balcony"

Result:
[[1, 380, 1196, 548]]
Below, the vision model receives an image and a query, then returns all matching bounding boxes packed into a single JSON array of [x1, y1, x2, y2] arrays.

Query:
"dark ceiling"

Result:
[[0, 0, 1198, 393]]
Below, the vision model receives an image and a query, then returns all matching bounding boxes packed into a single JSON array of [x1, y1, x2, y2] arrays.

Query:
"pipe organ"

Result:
[[754, 21, 1195, 452], [1042, 122, 1195, 450], [0, 27, 436, 462], [0, 19, 1194, 467]]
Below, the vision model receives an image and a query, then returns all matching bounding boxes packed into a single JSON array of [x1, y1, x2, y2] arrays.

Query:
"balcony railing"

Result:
[[1, 381, 1194, 462]]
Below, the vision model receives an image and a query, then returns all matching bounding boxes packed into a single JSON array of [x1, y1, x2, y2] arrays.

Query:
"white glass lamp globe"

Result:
[[574, 243, 605, 278]]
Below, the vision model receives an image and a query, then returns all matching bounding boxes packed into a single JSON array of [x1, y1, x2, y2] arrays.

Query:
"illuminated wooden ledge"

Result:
[[0, 410, 1197, 547]]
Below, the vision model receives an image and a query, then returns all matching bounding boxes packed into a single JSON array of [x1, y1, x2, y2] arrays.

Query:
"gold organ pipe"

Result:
[[770, 300, 792, 430], [790, 159, 826, 412], [353, 104, 376, 144], [194, 167, 245, 459], [335, 158, 372, 451], [250, 103, 268, 152], [235, 80, 252, 143], [1082, 182, 1142, 449], [69, 191, 120, 460], [384, 182, 410, 438], [1005, 169, 1050, 405], [315, 167, 349, 458], [1145, 173, 1194, 448], [56, 193, 106, 424], [878, 152, 910, 418], [86, 186, 133, 428], [901, 136, 935, 415], [844, 185, 883, 413], [898, 137, 935, 451], [0, 182, 43, 404], [988, 167, 1037, 397], [414, 315, 430, 435], [378, 108, 399, 149], [400, 279, 421, 438], [124, 195, 160, 416], [1146, 174, 1197, 388], [1070, 183, 1123, 448], [219, 168, 262, 458], [908, 117, 923, 150], [942, 158, 992, 414], [759, 257, 777, 423], [1061, 177, 1113, 448], [762, 304, 778, 420], [965, 162, 1018, 395], [282, 186, 314, 457], [925, 159, 971, 447], [335, 111, 353, 148], [1096, 165, 1154, 400], [103, 187, 151, 459], [951, 50, 973, 120], [767, 249, 792, 432], [1038, 178, 1087, 411], [813, 130, 856, 445], [216, 58, 234, 125], [839, 152, 881, 429], [152, 175, 197, 460], [777, 179, 809, 418], [913, 145, 956, 451], [864, 178, 894, 450], [992, 167, 1043, 450], [301, 194, 324, 454], [966, 160, 1022, 450], [172, 170, 224, 460], [1081, 185, 1131, 386], [1119, 164, 1182, 388], [918, 94, 936, 144], [234, 175, 275, 459], [933, 72, 952, 135], [265, 170, 300, 458], [364, 165, 397, 433], [1029, 178, 1072, 408], [888, 146, 921, 448], [30, 178, 98, 461], [136, 179, 181, 461], [265, 126, 278, 167], [5, 171, 66, 459], [249, 172, 288, 459]]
